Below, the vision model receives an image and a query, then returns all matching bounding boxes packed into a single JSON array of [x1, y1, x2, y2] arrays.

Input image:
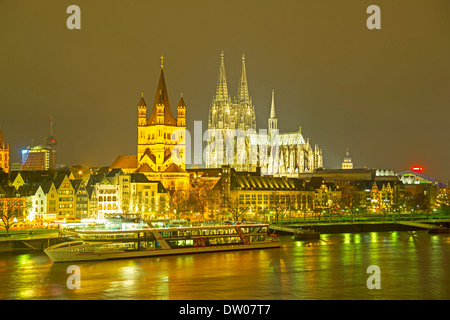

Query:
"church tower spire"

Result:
[[215, 51, 230, 103], [237, 54, 250, 105], [146, 55, 176, 126], [177, 93, 186, 127], [268, 90, 278, 132], [138, 92, 147, 127]]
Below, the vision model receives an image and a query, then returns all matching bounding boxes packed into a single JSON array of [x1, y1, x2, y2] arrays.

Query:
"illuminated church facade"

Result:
[[111, 57, 189, 191], [205, 52, 323, 176]]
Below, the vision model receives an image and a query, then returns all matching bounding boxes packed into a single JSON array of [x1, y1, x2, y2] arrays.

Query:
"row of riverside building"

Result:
[[0, 169, 169, 223], [0, 163, 447, 224]]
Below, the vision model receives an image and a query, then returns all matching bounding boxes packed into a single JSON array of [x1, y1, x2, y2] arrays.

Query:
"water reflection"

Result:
[[1, 231, 449, 300], [0, 253, 53, 299]]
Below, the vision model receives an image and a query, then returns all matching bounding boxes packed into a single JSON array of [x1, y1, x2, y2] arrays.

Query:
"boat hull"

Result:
[[45, 241, 281, 263]]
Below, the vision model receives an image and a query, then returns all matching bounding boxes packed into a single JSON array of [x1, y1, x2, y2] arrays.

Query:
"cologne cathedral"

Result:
[[205, 52, 323, 177]]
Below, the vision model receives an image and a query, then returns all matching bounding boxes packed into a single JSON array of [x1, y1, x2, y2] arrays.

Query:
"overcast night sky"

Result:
[[0, 0, 449, 183]]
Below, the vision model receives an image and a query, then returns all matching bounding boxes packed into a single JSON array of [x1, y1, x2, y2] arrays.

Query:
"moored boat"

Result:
[[44, 220, 280, 262]]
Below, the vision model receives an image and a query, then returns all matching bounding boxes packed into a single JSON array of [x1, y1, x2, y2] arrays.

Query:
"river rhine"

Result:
[[1, 231, 449, 300]]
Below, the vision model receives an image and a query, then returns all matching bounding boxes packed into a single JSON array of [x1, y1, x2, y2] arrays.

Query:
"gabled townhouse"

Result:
[[53, 172, 76, 219], [86, 172, 120, 219], [42, 181, 58, 220], [18, 183, 47, 221], [72, 179, 89, 219]]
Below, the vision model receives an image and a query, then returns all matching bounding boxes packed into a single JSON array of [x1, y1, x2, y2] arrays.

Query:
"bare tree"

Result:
[[285, 194, 298, 223], [226, 198, 250, 222], [190, 179, 215, 221], [121, 194, 130, 213], [0, 199, 26, 236], [169, 190, 191, 220], [130, 191, 144, 213], [270, 192, 290, 225], [340, 185, 362, 222]]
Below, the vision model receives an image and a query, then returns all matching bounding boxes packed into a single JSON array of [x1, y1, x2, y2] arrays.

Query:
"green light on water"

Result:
[[354, 234, 361, 244], [16, 254, 32, 266], [370, 232, 378, 243], [344, 233, 351, 244], [391, 231, 399, 242]]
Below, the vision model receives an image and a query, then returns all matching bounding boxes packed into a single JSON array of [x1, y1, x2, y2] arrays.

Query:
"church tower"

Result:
[[206, 52, 256, 170], [0, 126, 9, 173], [236, 54, 256, 131], [206, 51, 232, 169], [137, 56, 187, 179], [138, 92, 147, 127], [177, 93, 186, 127], [268, 90, 278, 133], [112, 56, 189, 192], [208, 51, 232, 131], [342, 148, 353, 169]]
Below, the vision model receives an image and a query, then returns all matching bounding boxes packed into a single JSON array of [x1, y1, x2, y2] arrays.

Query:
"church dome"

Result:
[[343, 149, 352, 162]]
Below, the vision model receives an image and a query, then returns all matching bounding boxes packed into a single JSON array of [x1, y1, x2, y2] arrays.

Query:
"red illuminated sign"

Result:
[[193, 238, 206, 247], [412, 166, 423, 172]]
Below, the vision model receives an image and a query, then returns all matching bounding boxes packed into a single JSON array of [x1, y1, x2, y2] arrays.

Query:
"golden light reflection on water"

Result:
[[1, 231, 450, 300], [0, 253, 53, 299]]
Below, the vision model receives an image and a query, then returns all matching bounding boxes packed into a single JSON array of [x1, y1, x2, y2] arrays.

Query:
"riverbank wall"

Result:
[[0, 236, 66, 252]]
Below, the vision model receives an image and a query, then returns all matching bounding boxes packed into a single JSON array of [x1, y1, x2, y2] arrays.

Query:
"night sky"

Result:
[[0, 0, 449, 183]]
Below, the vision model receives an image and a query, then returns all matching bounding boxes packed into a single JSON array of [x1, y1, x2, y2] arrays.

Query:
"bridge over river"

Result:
[[270, 218, 450, 237]]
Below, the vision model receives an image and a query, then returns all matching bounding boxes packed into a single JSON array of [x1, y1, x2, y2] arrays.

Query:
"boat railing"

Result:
[[45, 241, 86, 250], [149, 220, 266, 229]]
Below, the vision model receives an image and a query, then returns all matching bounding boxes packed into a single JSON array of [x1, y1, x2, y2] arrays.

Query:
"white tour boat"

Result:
[[44, 216, 280, 262]]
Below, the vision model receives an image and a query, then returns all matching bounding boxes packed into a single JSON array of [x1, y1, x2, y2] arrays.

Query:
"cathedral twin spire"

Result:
[[215, 51, 230, 103], [215, 52, 251, 106], [212, 52, 280, 133], [237, 54, 250, 106], [210, 52, 256, 131]]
